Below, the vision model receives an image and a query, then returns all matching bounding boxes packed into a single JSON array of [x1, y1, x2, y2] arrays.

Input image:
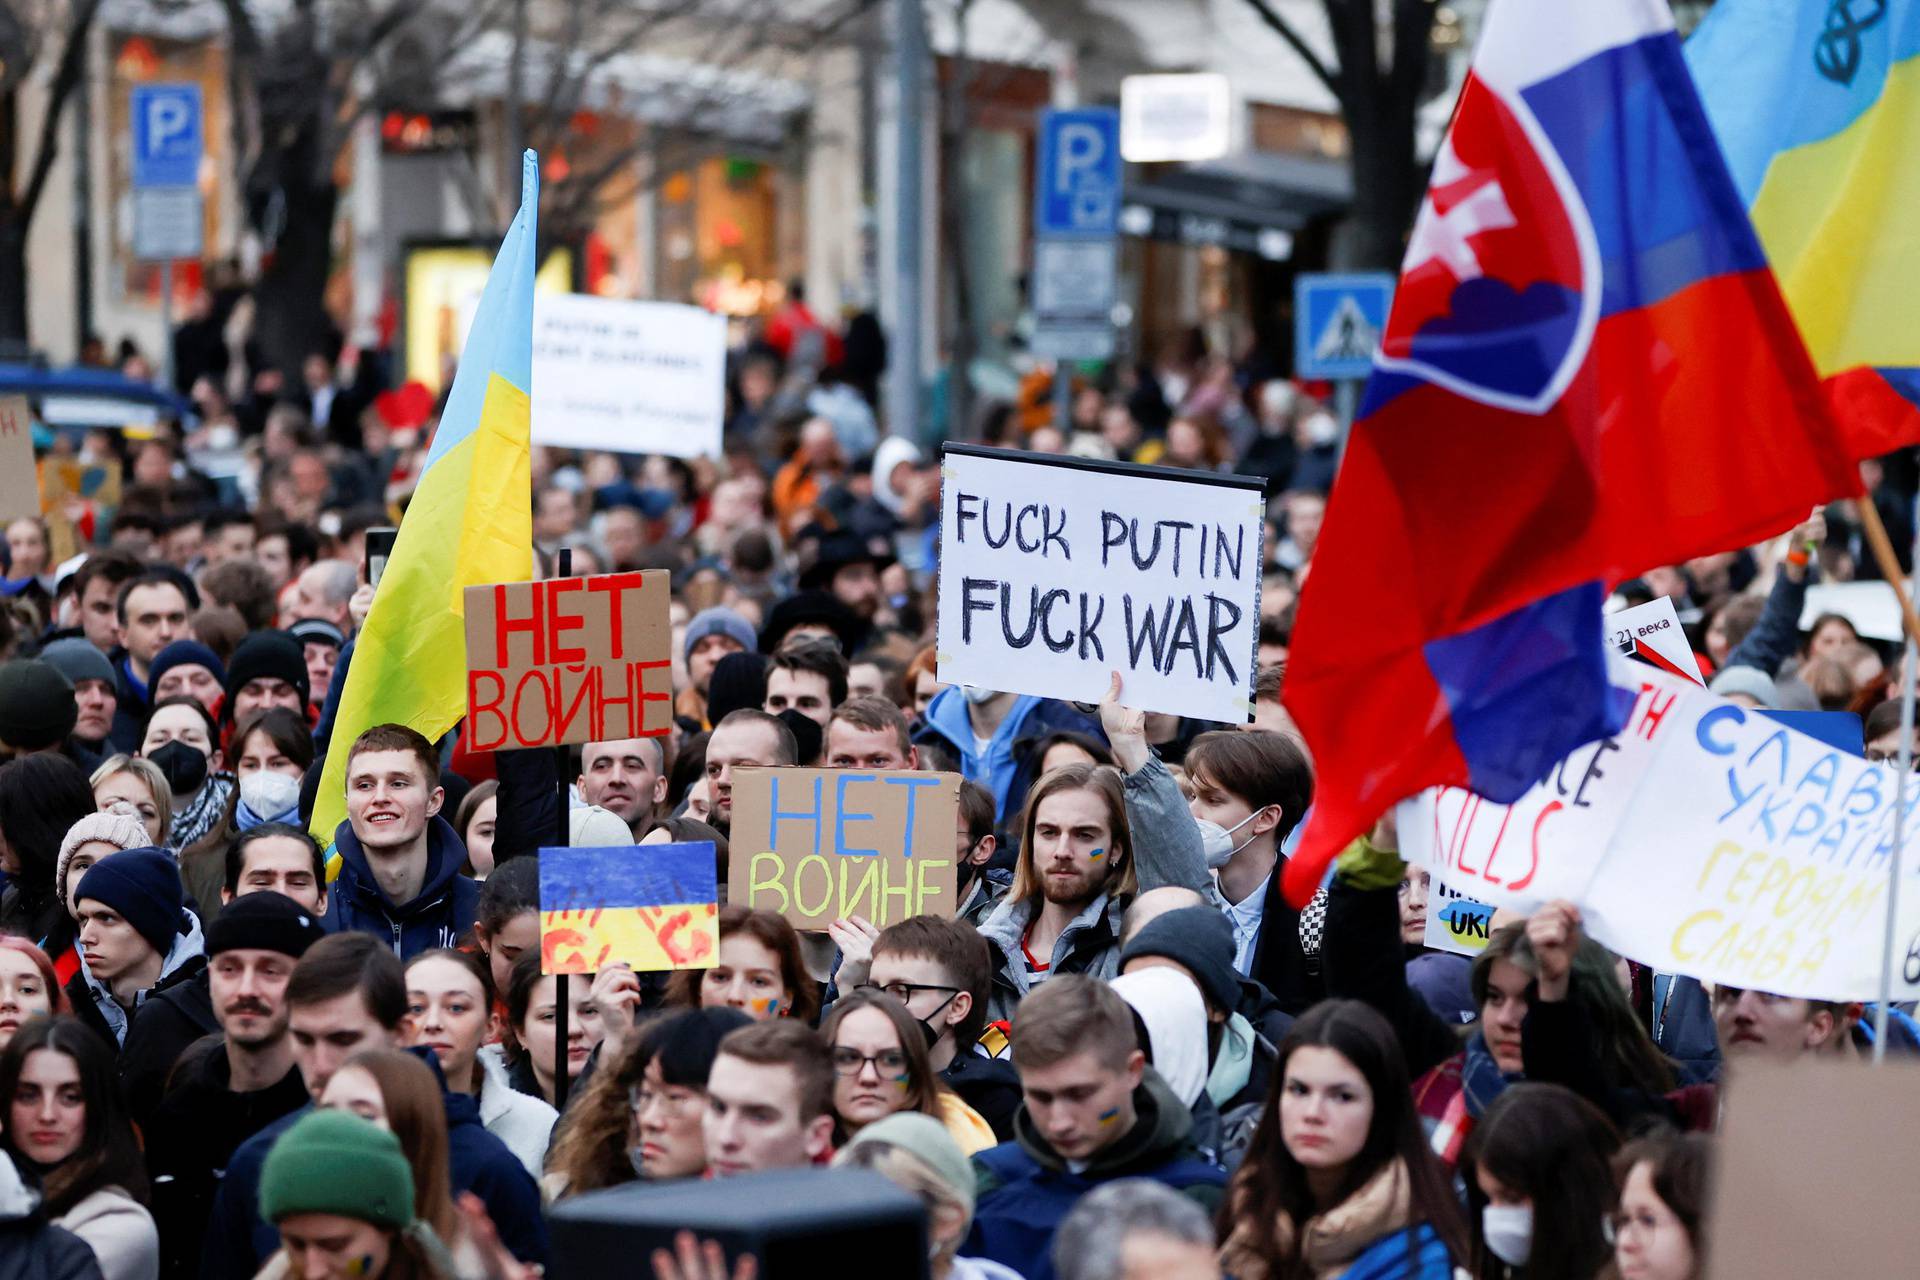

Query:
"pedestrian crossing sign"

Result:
[[1295, 273, 1394, 380]]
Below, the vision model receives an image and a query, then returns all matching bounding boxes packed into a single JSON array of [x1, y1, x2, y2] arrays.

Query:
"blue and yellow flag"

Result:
[[1687, 0, 1920, 454], [311, 152, 539, 852]]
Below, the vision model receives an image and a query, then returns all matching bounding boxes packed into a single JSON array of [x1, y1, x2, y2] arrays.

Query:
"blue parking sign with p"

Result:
[[1035, 108, 1121, 239], [131, 84, 203, 189]]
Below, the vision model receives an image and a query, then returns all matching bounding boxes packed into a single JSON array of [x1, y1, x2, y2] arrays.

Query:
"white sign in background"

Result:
[[936, 446, 1263, 724], [530, 294, 726, 459]]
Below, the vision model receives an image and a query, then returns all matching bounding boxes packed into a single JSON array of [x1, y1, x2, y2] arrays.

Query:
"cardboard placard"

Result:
[[936, 444, 1264, 724], [0, 398, 36, 524], [463, 570, 672, 750], [538, 842, 719, 974], [728, 768, 960, 929], [1708, 1058, 1920, 1279], [39, 456, 122, 564]]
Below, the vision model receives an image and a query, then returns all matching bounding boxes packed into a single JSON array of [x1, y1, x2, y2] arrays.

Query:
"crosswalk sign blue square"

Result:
[[1295, 273, 1394, 380]]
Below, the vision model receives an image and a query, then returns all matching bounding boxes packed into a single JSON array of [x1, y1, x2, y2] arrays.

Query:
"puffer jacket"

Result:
[[56, 1189, 156, 1280], [0, 1153, 102, 1280]]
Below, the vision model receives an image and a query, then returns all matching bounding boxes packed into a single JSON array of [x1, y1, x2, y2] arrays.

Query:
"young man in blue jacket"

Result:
[[324, 724, 479, 958], [966, 975, 1225, 1280]]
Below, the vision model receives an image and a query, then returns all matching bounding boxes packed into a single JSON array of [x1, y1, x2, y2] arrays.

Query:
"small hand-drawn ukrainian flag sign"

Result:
[[538, 841, 720, 975]]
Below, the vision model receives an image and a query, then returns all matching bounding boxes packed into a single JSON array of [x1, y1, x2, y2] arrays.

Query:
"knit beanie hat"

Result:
[[208, 890, 327, 959], [0, 660, 75, 751], [704, 651, 768, 724], [1119, 906, 1241, 1014], [39, 638, 115, 691], [73, 847, 185, 957], [1708, 664, 1778, 710], [684, 607, 757, 662], [55, 812, 154, 913], [147, 640, 228, 696], [226, 631, 310, 707], [841, 1112, 975, 1218], [260, 1110, 416, 1231], [759, 590, 866, 656]]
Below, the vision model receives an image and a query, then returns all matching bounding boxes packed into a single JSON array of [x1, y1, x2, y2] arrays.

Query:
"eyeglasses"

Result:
[[830, 1047, 909, 1077], [1865, 749, 1920, 769], [857, 980, 962, 1004], [628, 1084, 705, 1117]]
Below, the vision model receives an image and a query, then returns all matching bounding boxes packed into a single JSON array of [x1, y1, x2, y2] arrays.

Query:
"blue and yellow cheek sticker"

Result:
[[1097, 1107, 1121, 1127], [1088, 847, 1105, 862], [752, 996, 782, 1019]]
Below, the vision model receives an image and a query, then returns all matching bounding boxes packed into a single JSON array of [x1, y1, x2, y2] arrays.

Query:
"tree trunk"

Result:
[[250, 179, 339, 375], [938, 17, 976, 441], [0, 217, 28, 347]]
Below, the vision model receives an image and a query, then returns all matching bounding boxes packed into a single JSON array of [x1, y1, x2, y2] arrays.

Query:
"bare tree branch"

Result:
[[17, 0, 100, 223], [1240, 0, 1341, 104]]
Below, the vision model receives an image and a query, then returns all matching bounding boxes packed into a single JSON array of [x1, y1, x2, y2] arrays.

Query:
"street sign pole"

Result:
[[130, 84, 204, 394], [160, 261, 174, 395], [1032, 105, 1122, 424]]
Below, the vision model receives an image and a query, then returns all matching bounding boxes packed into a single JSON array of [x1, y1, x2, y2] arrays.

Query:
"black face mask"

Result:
[[916, 991, 960, 1050], [147, 740, 209, 796]]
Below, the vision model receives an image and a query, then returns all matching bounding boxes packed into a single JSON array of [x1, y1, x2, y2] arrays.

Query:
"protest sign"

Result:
[[936, 444, 1264, 723], [1398, 662, 1698, 912], [0, 398, 36, 524], [1707, 1058, 1920, 1279], [1424, 872, 1495, 957], [530, 294, 726, 459], [39, 456, 122, 564], [729, 768, 960, 929], [1580, 687, 1920, 1001], [1606, 596, 1701, 684], [1799, 580, 1901, 643], [539, 842, 719, 975], [463, 570, 672, 751]]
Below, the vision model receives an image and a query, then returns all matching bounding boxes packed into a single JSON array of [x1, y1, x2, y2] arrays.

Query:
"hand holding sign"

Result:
[[826, 914, 881, 989], [1526, 900, 1583, 1002]]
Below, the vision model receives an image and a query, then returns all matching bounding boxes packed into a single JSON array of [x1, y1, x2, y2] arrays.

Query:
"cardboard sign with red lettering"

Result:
[[464, 571, 673, 751], [728, 767, 961, 929], [0, 398, 38, 524]]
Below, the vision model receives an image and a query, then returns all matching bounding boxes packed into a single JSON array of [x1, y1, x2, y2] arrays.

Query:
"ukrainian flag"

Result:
[[1687, 0, 1920, 454], [311, 152, 540, 852]]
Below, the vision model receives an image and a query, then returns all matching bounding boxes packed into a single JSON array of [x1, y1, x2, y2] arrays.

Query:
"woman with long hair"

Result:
[[0, 938, 66, 1052], [1607, 1133, 1712, 1280], [316, 1049, 460, 1244], [665, 905, 820, 1024], [493, 950, 604, 1108], [1219, 1000, 1469, 1280], [452, 781, 498, 879], [820, 988, 993, 1154], [0, 1014, 157, 1279], [229, 708, 314, 832], [0, 756, 102, 965], [401, 949, 556, 1178], [1460, 1084, 1621, 1280], [545, 1007, 751, 1198]]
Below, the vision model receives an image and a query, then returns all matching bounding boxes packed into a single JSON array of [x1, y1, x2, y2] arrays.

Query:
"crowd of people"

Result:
[[0, 296, 1907, 1280]]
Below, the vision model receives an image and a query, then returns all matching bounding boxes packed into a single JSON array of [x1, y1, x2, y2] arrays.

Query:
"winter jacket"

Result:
[[108, 654, 149, 757], [966, 1069, 1224, 1280], [322, 815, 480, 959], [0, 1154, 102, 1280], [1723, 564, 1810, 678], [913, 690, 1104, 828], [943, 1049, 1022, 1142], [1220, 1159, 1456, 1280], [118, 970, 217, 1131], [476, 1048, 558, 1180], [145, 1039, 307, 1280], [64, 916, 206, 1050], [975, 755, 1210, 1022], [56, 1189, 157, 1280], [199, 1091, 548, 1280]]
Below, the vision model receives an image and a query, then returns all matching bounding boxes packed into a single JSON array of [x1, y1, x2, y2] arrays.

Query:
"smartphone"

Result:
[[365, 527, 398, 589]]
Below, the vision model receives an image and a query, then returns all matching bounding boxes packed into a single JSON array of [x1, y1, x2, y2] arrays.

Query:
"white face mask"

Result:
[[960, 684, 1002, 706], [239, 770, 301, 820], [1195, 807, 1271, 869], [1482, 1204, 1533, 1267], [1305, 411, 1339, 446]]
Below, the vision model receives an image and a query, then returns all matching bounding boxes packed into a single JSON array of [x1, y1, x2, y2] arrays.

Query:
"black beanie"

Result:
[[226, 631, 310, 708], [74, 847, 185, 958], [208, 890, 327, 959], [1120, 906, 1241, 1014], [758, 590, 867, 656], [705, 651, 769, 725], [0, 660, 77, 751]]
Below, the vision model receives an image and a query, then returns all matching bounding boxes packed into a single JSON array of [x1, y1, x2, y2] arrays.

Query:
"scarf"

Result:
[[1220, 1159, 1418, 1280], [169, 773, 235, 852]]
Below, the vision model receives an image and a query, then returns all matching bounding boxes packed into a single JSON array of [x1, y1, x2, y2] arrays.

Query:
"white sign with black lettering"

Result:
[[530, 293, 726, 459], [936, 445, 1263, 723]]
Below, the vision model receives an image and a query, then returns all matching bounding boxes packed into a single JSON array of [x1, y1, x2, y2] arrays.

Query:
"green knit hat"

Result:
[[259, 1110, 415, 1231]]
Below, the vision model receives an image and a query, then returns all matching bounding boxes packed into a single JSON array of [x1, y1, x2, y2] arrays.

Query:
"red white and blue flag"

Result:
[[1281, 0, 1864, 904]]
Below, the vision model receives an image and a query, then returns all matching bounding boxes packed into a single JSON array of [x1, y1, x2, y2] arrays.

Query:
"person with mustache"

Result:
[[142, 892, 324, 1280]]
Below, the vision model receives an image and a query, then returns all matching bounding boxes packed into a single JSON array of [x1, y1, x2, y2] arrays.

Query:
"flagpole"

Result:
[[1868, 494, 1920, 1061]]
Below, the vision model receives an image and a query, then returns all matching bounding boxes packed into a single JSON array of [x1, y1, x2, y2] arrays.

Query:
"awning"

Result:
[[1121, 150, 1351, 260]]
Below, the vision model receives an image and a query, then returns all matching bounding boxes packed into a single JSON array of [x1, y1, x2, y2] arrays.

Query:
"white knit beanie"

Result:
[[56, 811, 157, 914]]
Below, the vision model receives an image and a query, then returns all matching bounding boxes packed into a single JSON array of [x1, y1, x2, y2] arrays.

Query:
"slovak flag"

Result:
[[1280, 0, 1864, 905]]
